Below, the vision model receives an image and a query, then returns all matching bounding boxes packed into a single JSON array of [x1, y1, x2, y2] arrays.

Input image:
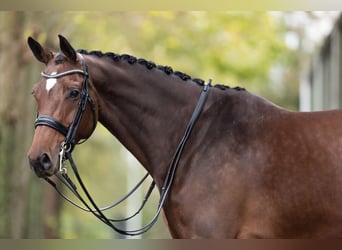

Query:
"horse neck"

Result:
[[85, 54, 203, 185]]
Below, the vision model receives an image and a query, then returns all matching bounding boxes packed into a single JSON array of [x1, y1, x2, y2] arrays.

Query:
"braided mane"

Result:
[[77, 49, 245, 91]]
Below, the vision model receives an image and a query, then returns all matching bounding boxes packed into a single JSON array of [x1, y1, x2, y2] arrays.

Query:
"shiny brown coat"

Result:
[[28, 36, 342, 238]]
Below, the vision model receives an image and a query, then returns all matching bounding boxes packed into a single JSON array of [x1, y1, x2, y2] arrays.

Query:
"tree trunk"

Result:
[[0, 11, 62, 238]]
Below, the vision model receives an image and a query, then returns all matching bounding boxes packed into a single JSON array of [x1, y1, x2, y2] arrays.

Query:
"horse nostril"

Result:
[[39, 153, 52, 170]]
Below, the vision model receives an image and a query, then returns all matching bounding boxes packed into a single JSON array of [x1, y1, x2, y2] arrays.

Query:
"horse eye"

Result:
[[69, 89, 80, 99]]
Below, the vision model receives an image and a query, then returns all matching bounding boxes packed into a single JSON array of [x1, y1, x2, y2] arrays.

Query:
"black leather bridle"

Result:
[[35, 56, 97, 150], [35, 54, 211, 236]]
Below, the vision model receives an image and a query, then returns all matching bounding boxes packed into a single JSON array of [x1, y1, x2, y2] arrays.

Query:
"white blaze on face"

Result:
[[46, 72, 57, 92]]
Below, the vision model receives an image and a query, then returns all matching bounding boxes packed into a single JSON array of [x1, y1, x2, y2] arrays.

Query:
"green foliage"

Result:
[[64, 12, 297, 108]]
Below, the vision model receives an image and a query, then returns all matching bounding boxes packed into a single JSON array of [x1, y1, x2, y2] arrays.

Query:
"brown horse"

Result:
[[27, 35, 342, 238]]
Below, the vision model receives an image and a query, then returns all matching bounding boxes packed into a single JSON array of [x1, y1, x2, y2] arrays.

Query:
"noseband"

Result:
[[34, 55, 211, 236], [35, 55, 97, 150]]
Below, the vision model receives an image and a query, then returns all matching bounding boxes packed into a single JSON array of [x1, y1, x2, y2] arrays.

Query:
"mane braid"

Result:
[[77, 49, 245, 91]]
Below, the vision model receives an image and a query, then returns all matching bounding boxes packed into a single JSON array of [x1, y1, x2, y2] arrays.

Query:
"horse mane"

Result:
[[77, 49, 245, 91]]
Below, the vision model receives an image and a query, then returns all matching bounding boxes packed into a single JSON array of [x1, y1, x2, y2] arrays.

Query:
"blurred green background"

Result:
[[0, 11, 339, 239]]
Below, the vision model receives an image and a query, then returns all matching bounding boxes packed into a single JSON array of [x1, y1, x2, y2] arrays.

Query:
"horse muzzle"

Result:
[[28, 153, 57, 178]]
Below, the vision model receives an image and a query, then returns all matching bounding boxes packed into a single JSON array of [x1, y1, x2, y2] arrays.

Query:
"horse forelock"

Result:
[[76, 49, 245, 92]]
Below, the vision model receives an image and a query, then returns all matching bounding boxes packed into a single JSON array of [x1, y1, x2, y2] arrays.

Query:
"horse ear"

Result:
[[58, 35, 77, 63], [27, 36, 53, 64]]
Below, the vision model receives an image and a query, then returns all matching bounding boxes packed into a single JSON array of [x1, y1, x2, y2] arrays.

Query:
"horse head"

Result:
[[27, 35, 98, 178]]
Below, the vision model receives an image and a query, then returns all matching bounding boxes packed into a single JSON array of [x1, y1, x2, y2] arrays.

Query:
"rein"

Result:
[[36, 55, 211, 236]]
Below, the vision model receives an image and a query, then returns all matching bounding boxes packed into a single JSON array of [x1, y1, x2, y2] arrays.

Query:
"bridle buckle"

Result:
[[58, 142, 71, 174]]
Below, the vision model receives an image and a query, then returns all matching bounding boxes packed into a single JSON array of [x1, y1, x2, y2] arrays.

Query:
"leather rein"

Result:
[[35, 55, 210, 236]]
